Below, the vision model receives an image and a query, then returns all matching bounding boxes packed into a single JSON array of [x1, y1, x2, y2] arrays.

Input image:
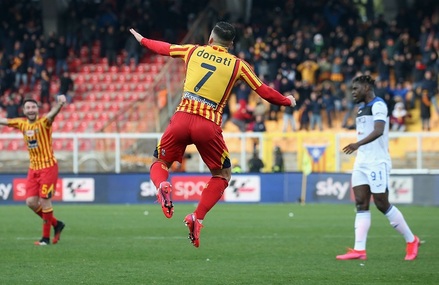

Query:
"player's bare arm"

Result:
[[343, 121, 385, 154], [129, 28, 171, 56], [45, 94, 66, 122], [129, 28, 144, 42], [0, 117, 8, 126]]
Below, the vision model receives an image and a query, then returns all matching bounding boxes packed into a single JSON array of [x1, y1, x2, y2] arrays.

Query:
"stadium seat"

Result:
[[84, 112, 95, 121], [53, 140, 64, 151], [66, 104, 76, 112], [76, 121, 89, 132], [7, 140, 22, 151], [114, 93, 125, 102], [64, 121, 75, 132], [65, 140, 74, 151], [94, 102, 105, 112], [79, 140, 92, 151], [94, 121, 104, 131]]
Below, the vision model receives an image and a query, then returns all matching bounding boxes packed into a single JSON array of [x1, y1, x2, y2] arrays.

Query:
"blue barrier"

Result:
[[0, 173, 437, 205]]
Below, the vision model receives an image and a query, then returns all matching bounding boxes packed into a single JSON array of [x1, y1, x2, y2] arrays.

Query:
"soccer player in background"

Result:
[[336, 75, 419, 261], [0, 96, 66, 245], [129, 22, 296, 247]]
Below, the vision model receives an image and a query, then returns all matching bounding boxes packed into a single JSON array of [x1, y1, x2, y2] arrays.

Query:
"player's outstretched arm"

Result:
[[129, 28, 171, 56], [255, 84, 296, 107], [45, 94, 66, 122]]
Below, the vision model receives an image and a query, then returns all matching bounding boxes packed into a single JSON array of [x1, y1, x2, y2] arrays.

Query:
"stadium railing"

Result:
[[0, 132, 438, 174]]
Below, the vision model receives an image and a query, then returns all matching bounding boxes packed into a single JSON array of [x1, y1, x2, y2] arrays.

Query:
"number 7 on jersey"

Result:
[[194, 63, 216, 92]]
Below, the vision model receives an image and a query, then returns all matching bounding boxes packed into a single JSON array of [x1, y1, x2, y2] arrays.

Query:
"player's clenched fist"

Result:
[[285, 95, 296, 107], [57, 94, 67, 105]]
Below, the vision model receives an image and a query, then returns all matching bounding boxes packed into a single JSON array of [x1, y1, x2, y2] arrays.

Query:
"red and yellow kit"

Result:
[[141, 38, 291, 169], [169, 44, 263, 125], [141, 38, 291, 126], [7, 117, 57, 170]]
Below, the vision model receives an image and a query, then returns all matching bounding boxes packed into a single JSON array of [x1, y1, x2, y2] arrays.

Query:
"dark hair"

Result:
[[22, 98, 38, 106], [353, 75, 375, 87], [212, 21, 236, 42]]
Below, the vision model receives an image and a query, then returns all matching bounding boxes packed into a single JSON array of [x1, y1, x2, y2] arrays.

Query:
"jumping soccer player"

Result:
[[336, 75, 419, 261], [129, 22, 296, 247], [0, 96, 66, 245]]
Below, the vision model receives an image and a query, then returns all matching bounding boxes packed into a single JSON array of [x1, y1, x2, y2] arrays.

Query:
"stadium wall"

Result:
[[0, 173, 437, 206]]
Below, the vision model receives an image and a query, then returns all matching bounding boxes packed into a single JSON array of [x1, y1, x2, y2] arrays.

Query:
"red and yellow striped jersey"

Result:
[[7, 117, 57, 170], [169, 44, 263, 125]]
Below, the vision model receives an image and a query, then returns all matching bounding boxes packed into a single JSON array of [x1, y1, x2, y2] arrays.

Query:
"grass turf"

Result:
[[0, 203, 437, 285]]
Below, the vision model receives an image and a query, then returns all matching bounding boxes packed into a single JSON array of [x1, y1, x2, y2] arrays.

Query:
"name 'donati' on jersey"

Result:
[[195, 49, 232, 66]]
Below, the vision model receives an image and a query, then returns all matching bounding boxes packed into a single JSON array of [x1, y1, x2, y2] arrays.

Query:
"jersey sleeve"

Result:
[[40, 116, 52, 128], [140, 38, 171, 56], [169, 44, 196, 60], [7, 118, 24, 130], [238, 60, 263, 90], [372, 101, 388, 121]]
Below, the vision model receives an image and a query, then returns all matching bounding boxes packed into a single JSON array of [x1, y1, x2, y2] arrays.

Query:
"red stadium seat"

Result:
[[65, 140, 74, 151], [122, 65, 131, 74], [104, 74, 112, 84], [90, 74, 100, 84], [79, 140, 92, 151], [97, 112, 110, 121], [76, 74, 86, 84], [76, 121, 89, 132], [86, 93, 97, 101], [94, 121, 104, 131], [66, 104, 76, 112], [64, 121, 75, 132], [53, 140, 64, 151], [69, 112, 80, 121], [109, 66, 118, 73], [83, 112, 95, 121], [78, 102, 90, 112], [115, 93, 125, 102], [7, 140, 21, 151], [94, 102, 105, 112]]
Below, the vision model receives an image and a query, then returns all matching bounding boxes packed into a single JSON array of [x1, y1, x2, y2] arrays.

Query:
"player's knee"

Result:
[[355, 199, 369, 211], [25, 198, 38, 209], [375, 201, 390, 214]]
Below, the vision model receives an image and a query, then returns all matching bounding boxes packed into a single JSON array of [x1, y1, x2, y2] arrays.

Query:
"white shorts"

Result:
[[352, 162, 390, 193]]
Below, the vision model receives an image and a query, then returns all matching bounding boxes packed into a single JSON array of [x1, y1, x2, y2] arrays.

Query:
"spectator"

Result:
[[321, 81, 335, 128], [1, 94, 21, 118], [58, 71, 74, 102], [231, 99, 253, 132], [124, 34, 141, 66], [248, 151, 264, 173], [55, 36, 69, 76], [297, 60, 319, 85], [40, 70, 50, 104], [234, 82, 251, 104], [309, 91, 323, 131], [13, 52, 28, 88], [252, 114, 266, 132], [29, 48, 45, 89], [221, 101, 231, 128], [104, 26, 118, 66], [299, 99, 311, 131], [282, 91, 297, 132], [272, 146, 284, 173], [391, 101, 409, 132]]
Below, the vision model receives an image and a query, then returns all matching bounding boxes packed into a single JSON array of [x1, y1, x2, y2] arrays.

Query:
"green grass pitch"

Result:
[[0, 203, 437, 285]]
